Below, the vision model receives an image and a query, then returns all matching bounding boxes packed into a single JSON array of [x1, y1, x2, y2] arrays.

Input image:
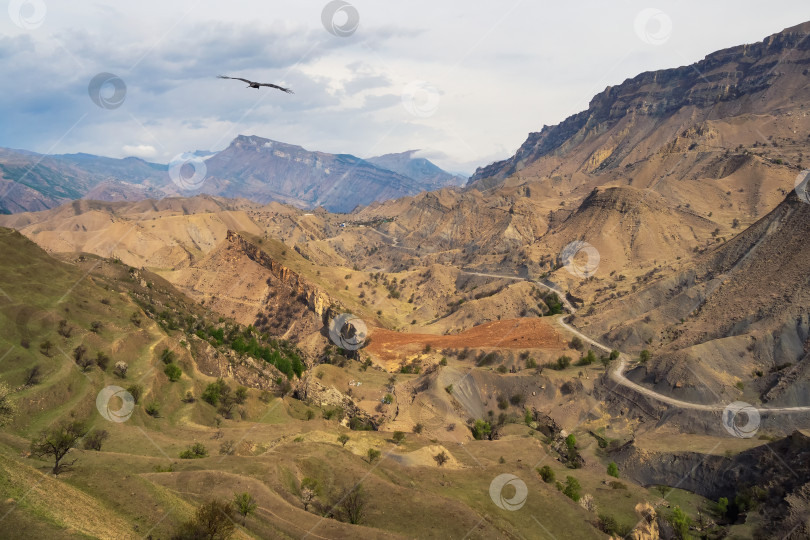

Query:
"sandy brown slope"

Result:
[[578, 191, 810, 405], [467, 22, 810, 233]]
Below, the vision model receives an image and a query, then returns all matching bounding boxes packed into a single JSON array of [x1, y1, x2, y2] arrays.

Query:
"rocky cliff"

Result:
[[225, 230, 341, 322], [470, 21, 810, 183]]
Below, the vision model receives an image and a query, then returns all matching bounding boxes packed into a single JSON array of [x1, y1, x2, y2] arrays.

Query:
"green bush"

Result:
[[537, 465, 555, 483], [607, 462, 619, 478], [145, 402, 160, 417], [179, 442, 208, 459], [127, 384, 143, 404], [160, 348, 175, 364], [202, 379, 227, 406], [164, 363, 182, 382], [553, 355, 571, 370], [471, 419, 492, 440], [562, 476, 581, 502]]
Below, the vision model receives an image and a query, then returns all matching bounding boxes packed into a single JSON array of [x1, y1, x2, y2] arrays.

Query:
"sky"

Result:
[[1, 1, 808, 175]]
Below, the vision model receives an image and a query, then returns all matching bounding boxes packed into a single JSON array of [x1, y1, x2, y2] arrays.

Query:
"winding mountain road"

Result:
[[457, 270, 810, 415]]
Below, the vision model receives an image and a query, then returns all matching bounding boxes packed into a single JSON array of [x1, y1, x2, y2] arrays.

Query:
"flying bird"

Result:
[[217, 75, 293, 94]]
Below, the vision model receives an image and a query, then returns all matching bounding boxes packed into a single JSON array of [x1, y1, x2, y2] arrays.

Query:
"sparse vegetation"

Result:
[[83, 429, 109, 451], [172, 499, 235, 540], [233, 492, 257, 524], [164, 363, 182, 382], [537, 465, 555, 483], [179, 442, 208, 459]]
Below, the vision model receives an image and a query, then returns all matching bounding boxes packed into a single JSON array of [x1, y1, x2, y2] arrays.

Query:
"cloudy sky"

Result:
[[1, 1, 808, 175]]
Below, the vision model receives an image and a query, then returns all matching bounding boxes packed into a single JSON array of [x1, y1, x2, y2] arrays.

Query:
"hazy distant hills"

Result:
[[199, 136, 463, 212], [366, 150, 466, 191], [0, 136, 465, 214], [0, 148, 165, 213]]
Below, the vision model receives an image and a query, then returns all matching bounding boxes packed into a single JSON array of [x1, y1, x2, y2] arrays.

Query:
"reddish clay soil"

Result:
[[366, 318, 566, 362]]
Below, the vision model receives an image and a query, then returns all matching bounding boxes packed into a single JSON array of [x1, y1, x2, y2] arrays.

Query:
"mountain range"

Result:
[[0, 136, 465, 214], [2, 20, 810, 540]]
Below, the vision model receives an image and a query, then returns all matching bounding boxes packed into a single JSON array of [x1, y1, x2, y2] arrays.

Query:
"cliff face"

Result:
[[470, 21, 810, 183], [225, 230, 341, 321]]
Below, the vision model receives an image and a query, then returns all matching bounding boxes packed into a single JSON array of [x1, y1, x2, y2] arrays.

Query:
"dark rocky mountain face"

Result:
[[470, 21, 810, 184]]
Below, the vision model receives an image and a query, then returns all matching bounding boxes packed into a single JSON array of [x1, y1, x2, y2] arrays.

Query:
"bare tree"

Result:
[[0, 382, 16, 426], [172, 499, 236, 540], [300, 477, 319, 511], [83, 429, 109, 451], [25, 365, 42, 386], [30, 421, 88, 475], [334, 484, 367, 525]]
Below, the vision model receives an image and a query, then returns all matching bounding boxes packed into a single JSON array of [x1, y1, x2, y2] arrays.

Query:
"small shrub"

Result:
[[537, 465, 555, 483], [607, 462, 619, 478], [145, 402, 160, 417], [219, 440, 235, 455], [179, 442, 208, 459], [95, 352, 110, 371], [164, 363, 182, 382], [471, 419, 492, 440], [563, 476, 581, 502], [83, 429, 109, 451], [127, 384, 143, 404], [434, 451, 449, 466], [367, 448, 381, 463], [160, 348, 176, 365]]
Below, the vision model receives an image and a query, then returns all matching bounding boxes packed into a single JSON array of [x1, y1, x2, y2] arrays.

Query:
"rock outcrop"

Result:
[[225, 230, 342, 321]]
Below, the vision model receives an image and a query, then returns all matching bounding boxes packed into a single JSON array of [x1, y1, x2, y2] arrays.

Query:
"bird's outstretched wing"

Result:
[[257, 83, 294, 94], [217, 75, 254, 84]]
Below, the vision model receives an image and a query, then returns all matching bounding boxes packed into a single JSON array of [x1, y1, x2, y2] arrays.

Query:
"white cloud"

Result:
[[0, 1, 808, 176], [122, 144, 158, 158]]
